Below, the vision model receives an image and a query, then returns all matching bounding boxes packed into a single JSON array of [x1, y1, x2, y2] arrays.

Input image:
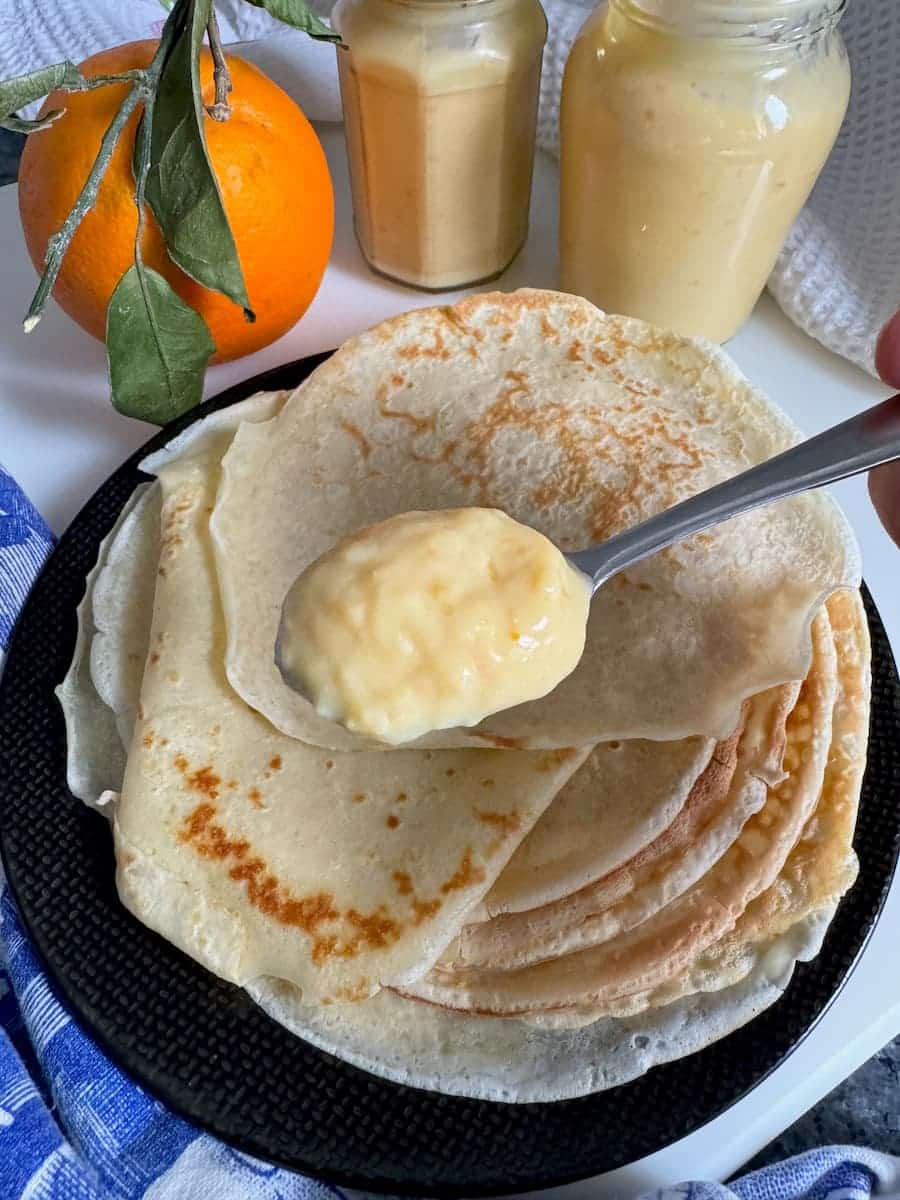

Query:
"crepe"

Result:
[[447, 685, 799, 971], [210, 289, 859, 751], [531, 588, 866, 1031], [480, 733, 716, 917], [477, 667, 799, 926], [249, 905, 836, 1102], [404, 607, 838, 1014], [56, 484, 151, 811], [717, 589, 868, 952], [90, 485, 160, 750], [111, 397, 589, 1005]]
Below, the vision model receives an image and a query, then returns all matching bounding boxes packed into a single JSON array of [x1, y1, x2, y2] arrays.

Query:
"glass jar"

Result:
[[333, 0, 547, 291], [559, 0, 851, 342]]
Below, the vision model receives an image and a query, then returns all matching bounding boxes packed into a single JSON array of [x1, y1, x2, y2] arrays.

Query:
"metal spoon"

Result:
[[566, 392, 900, 593]]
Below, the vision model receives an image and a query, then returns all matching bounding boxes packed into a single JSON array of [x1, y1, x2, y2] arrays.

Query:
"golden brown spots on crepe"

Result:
[[269, 756, 283, 771], [226, 779, 238, 790], [504, 369, 529, 391], [158, 737, 168, 747], [311, 935, 338, 965], [159, 494, 193, 566], [540, 315, 558, 341], [353, 792, 366, 803], [177, 804, 404, 964], [393, 871, 414, 896], [189, 765, 220, 801], [439, 358, 712, 542], [329, 980, 372, 1003], [440, 304, 482, 343], [149, 652, 160, 665], [142, 731, 155, 749], [325, 760, 334, 770], [471, 731, 524, 750], [445, 768, 456, 778], [172, 754, 221, 801], [395, 792, 408, 803], [396, 328, 451, 362], [386, 814, 400, 829], [345, 907, 400, 951], [178, 803, 249, 860], [412, 898, 442, 924], [248, 788, 263, 808], [441, 849, 486, 894], [536, 747, 579, 771], [474, 809, 520, 835], [340, 419, 372, 459], [410, 442, 471, 489], [376, 378, 435, 434]]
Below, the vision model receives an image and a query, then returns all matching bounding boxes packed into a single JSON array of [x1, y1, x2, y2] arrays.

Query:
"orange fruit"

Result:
[[18, 40, 334, 362]]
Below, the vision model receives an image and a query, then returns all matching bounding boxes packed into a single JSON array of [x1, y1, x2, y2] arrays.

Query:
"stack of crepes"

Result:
[[59, 290, 870, 1102]]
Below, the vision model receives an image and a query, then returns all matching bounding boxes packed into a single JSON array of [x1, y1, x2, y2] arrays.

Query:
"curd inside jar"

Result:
[[560, 0, 851, 342], [334, 0, 547, 291]]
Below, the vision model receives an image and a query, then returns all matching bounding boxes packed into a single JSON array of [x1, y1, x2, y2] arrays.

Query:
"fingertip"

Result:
[[869, 462, 900, 549], [875, 311, 900, 388]]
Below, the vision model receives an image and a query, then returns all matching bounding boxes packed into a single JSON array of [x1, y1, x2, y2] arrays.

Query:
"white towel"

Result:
[[2, 0, 896, 375]]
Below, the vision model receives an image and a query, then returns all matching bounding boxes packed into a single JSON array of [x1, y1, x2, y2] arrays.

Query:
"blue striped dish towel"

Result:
[[2, 460, 899, 1199]]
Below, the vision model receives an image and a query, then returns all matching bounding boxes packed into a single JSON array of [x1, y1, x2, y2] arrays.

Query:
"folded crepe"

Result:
[[210, 290, 859, 751], [112, 397, 590, 1005]]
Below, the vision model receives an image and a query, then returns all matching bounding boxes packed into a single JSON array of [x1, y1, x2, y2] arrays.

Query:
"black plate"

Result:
[[2, 354, 900, 1197]]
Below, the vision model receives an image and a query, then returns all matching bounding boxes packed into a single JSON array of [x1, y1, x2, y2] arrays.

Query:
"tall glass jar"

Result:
[[559, 0, 851, 342], [333, 0, 547, 291]]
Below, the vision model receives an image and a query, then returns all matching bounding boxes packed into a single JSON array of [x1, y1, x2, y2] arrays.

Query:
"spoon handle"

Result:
[[569, 392, 900, 593]]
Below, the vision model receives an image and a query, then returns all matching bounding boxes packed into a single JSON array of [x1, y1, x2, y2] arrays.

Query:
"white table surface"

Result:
[[2, 126, 898, 1194]]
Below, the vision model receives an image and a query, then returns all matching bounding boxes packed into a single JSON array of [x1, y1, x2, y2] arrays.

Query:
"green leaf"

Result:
[[0, 60, 84, 121], [1, 109, 65, 134], [107, 263, 215, 424], [243, 0, 341, 42], [144, 0, 254, 318]]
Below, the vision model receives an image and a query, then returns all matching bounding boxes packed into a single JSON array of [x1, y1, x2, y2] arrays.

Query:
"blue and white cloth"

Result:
[[1, 460, 899, 1199]]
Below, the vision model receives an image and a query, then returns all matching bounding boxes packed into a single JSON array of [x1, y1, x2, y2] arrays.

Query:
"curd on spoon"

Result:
[[277, 508, 592, 746]]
